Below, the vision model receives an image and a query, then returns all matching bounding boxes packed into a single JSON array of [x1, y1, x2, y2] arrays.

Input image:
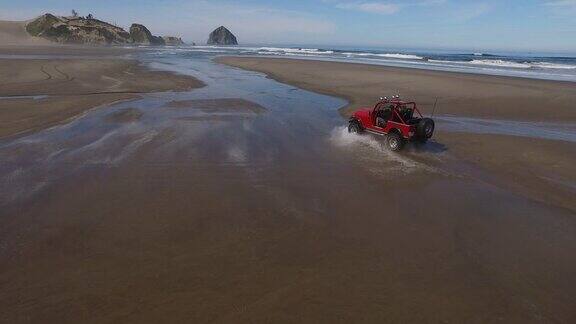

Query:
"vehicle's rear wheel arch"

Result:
[[348, 118, 364, 133], [388, 128, 402, 136], [350, 118, 363, 130]]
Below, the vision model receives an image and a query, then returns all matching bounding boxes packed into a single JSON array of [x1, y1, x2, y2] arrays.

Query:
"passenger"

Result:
[[376, 107, 391, 127]]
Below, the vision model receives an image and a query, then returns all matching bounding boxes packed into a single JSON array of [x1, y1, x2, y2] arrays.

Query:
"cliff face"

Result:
[[26, 14, 131, 44], [207, 26, 238, 45], [129, 24, 165, 45]]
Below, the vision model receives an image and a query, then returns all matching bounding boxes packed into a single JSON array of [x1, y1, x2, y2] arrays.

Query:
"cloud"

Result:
[[330, 0, 445, 15], [335, 2, 400, 14], [452, 3, 491, 21], [543, 0, 576, 7], [417, 0, 447, 5], [542, 0, 576, 14]]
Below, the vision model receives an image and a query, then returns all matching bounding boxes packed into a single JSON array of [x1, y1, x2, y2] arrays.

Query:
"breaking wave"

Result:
[[341, 52, 424, 60], [258, 47, 334, 55], [467, 59, 576, 70]]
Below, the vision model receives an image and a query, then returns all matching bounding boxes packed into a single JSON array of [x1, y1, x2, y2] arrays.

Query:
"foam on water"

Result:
[[466, 59, 576, 70], [258, 47, 334, 55], [342, 52, 424, 60], [532, 62, 576, 70], [468, 59, 532, 69]]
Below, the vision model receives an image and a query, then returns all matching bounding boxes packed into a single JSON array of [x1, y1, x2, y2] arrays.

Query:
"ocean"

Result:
[[142, 45, 576, 82]]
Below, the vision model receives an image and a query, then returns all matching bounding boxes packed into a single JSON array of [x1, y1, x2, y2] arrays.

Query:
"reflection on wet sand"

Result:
[[165, 98, 268, 113], [105, 107, 144, 123]]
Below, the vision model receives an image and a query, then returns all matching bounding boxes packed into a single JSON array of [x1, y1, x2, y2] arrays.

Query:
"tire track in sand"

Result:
[[53, 65, 74, 81]]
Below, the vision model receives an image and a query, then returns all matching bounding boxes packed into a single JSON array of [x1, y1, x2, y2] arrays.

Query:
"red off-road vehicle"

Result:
[[348, 96, 435, 151]]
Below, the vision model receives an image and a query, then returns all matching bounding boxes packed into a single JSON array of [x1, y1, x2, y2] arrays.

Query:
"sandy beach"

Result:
[[1, 44, 575, 324]]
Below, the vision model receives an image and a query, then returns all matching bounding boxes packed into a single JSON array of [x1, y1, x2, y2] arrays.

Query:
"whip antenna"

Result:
[[431, 98, 438, 117]]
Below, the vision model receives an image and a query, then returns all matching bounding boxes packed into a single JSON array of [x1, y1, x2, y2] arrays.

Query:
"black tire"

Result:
[[386, 132, 405, 151], [416, 118, 435, 139], [348, 121, 362, 134]]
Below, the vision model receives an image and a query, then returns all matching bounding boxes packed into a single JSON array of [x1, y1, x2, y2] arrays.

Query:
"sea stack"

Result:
[[162, 36, 185, 46], [207, 26, 238, 45]]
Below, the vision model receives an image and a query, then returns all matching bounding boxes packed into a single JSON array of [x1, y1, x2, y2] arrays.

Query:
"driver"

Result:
[[376, 106, 392, 127]]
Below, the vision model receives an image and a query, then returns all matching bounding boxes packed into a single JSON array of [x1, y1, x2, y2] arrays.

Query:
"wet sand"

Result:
[[1, 52, 576, 323], [0, 56, 204, 138], [104, 107, 144, 123]]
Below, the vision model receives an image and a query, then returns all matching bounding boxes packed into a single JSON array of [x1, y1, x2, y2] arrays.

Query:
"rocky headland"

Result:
[[25, 13, 184, 46]]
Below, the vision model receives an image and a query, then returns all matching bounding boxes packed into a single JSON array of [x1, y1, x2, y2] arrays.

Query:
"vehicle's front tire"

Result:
[[348, 121, 361, 134], [387, 132, 405, 151]]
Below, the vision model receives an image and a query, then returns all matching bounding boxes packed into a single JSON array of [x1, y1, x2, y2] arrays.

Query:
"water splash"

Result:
[[328, 126, 433, 175]]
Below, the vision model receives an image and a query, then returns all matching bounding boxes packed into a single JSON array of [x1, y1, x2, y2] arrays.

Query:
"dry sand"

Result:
[[0, 57, 204, 138]]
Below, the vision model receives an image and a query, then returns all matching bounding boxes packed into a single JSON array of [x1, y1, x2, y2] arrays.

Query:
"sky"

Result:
[[1, 0, 575, 53]]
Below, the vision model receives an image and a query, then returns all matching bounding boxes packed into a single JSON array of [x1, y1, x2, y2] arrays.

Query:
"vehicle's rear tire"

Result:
[[416, 118, 435, 139], [387, 132, 405, 151], [348, 121, 362, 134]]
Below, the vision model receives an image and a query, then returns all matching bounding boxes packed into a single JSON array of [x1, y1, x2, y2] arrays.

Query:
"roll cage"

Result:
[[373, 99, 424, 125]]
